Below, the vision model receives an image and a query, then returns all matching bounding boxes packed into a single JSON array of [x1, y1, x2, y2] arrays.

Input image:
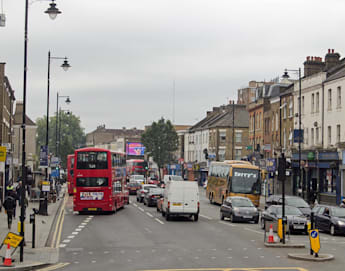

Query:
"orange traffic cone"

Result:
[[268, 224, 274, 243], [3, 243, 12, 266]]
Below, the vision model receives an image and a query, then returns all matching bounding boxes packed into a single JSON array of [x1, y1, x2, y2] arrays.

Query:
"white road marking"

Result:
[[104, 251, 110, 254], [136, 250, 141, 253], [72, 232, 79, 235], [81, 223, 87, 226], [146, 212, 154, 218], [276, 256, 281, 258], [199, 214, 212, 220], [227, 256, 232, 259], [68, 235, 75, 239], [243, 248, 247, 250], [211, 256, 216, 259], [73, 211, 79, 215], [76, 229, 82, 232], [167, 249, 172, 252], [211, 248, 216, 251], [73, 252, 78, 255], [144, 228, 152, 233], [260, 256, 265, 258], [194, 256, 200, 259], [133, 203, 138, 207], [59, 244, 67, 248], [219, 221, 235, 227], [89, 216, 94, 218], [74, 261, 79, 264], [257, 247, 262, 250], [78, 225, 85, 228], [138, 207, 144, 212], [244, 256, 249, 259], [62, 239, 71, 243], [152, 249, 156, 253], [155, 218, 165, 225], [88, 251, 93, 255], [128, 259, 132, 262], [244, 227, 264, 235], [227, 248, 232, 251], [91, 260, 96, 263]]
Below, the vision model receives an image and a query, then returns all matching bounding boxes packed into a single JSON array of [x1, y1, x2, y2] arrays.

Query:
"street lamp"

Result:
[[41, 53, 70, 217], [56, 93, 71, 156], [282, 68, 302, 197], [21, 0, 62, 262]]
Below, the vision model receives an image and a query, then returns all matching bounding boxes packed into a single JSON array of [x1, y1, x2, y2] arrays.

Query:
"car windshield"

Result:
[[285, 197, 309, 208], [231, 168, 260, 194], [134, 175, 144, 180], [275, 206, 303, 216], [231, 198, 254, 207], [332, 207, 345, 217], [170, 176, 183, 181]]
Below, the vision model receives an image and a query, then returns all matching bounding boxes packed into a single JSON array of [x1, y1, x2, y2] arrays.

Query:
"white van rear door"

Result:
[[169, 184, 184, 213], [183, 185, 199, 213]]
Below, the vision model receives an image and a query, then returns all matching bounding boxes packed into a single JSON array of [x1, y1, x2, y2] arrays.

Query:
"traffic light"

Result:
[[278, 154, 286, 182]]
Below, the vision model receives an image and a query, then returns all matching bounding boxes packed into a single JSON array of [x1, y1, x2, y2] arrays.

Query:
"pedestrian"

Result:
[[3, 195, 16, 229], [6, 182, 14, 197], [55, 179, 61, 200], [16, 181, 22, 205]]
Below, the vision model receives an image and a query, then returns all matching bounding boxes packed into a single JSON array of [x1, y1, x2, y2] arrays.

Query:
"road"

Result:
[[48, 188, 345, 271]]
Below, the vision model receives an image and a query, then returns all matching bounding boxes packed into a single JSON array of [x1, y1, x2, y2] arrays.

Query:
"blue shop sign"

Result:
[[266, 158, 276, 172], [293, 129, 304, 143], [319, 152, 339, 161], [292, 152, 308, 160]]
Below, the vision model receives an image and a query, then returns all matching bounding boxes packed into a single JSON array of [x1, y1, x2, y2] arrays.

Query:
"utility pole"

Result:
[[232, 101, 235, 160]]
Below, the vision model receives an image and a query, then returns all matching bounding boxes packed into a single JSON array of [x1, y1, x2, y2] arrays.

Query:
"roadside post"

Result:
[[309, 229, 320, 257], [278, 153, 286, 244], [309, 211, 315, 255], [30, 208, 38, 248]]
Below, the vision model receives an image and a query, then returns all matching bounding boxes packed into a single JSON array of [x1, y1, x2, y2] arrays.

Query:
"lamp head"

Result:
[[61, 58, 71, 71], [45, 0, 62, 20], [65, 97, 71, 104], [282, 69, 290, 79]]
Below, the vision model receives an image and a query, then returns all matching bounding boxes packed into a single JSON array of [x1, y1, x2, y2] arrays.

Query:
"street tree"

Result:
[[141, 118, 179, 180], [36, 112, 86, 168]]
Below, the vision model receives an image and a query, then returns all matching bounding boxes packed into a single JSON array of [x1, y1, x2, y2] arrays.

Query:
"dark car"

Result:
[[220, 196, 259, 223], [313, 205, 345, 236], [128, 182, 141, 195], [261, 205, 308, 234], [265, 195, 311, 217], [143, 188, 164, 207], [136, 184, 157, 202]]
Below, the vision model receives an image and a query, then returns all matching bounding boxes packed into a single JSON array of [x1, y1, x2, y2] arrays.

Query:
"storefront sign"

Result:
[[266, 159, 276, 172], [319, 152, 339, 161], [293, 129, 304, 143]]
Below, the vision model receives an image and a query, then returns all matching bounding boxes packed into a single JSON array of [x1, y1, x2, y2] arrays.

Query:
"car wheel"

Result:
[[220, 212, 225, 221], [143, 200, 146, 205], [330, 224, 336, 236], [260, 218, 265, 230], [194, 214, 199, 222], [166, 213, 170, 221], [221, 197, 224, 205], [162, 211, 165, 217], [157, 207, 160, 212], [230, 214, 236, 223], [136, 197, 139, 202]]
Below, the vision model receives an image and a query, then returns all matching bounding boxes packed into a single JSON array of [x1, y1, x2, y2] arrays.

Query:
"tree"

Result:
[[141, 118, 179, 180], [36, 112, 86, 168]]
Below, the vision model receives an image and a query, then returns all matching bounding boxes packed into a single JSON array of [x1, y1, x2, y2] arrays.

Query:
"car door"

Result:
[[316, 207, 328, 231], [221, 198, 232, 217]]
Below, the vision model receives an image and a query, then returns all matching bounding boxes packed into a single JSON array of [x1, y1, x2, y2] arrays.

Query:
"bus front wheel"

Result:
[[209, 193, 214, 204]]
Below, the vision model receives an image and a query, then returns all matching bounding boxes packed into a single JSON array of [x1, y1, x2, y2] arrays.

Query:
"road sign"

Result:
[[2, 232, 23, 248], [309, 229, 320, 254], [39, 145, 48, 167], [42, 181, 50, 192], [50, 156, 60, 167], [0, 146, 7, 162]]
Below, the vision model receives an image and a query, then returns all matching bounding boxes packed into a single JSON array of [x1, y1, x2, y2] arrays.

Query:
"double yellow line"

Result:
[[51, 194, 68, 248]]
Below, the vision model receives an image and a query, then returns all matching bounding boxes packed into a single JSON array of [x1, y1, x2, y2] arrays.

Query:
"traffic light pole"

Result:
[[278, 153, 286, 244]]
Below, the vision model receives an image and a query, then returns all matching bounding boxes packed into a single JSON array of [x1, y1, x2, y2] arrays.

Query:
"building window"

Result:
[[305, 128, 308, 145], [289, 97, 293, 117], [283, 103, 287, 119], [337, 86, 341, 108], [218, 149, 225, 162], [328, 126, 332, 145], [235, 132, 242, 143], [337, 125, 341, 143], [289, 129, 293, 146], [311, 93, 315, 113], [328, 89, 332, 110], [311, 128, 314, 146], [316, 92, 320, 113], [219, 131, 226, 142], [275, 112, 278, 131], [235, 149, 242, 160], [316, 127, 319, 144]]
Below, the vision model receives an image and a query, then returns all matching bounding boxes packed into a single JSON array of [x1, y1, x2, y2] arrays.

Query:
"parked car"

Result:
[[261, 205, 308, 234], [163, 175, 183, 184], [220, 196, 259, 223], [143, 188, 164, 207], [313, 205, 345, 236], [128, 182, 141, 195], [162, 180, 199, 221], [265, 195, 311, 217], [136, 184, 158, 202]]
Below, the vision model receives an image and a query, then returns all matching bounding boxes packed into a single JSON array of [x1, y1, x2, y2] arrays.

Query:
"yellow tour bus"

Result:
[[206, 160, 261, 206]]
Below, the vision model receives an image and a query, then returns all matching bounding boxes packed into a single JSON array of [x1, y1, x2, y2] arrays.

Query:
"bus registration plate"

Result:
[[80, 192, 104, 200]]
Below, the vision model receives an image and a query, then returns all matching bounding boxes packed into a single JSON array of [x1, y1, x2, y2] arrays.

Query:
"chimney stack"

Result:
[[325, 48, 340, 71], [304, 55, 325, 77]]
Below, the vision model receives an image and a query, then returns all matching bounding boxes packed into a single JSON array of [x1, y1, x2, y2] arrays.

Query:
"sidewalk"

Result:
[[0, 186, 66, 270]]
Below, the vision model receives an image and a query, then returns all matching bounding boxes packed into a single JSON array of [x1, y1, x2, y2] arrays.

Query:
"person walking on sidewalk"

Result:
[[3, 195, 16, 229]]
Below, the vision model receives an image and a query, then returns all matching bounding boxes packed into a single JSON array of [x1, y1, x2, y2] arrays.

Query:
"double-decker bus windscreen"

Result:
[[77, 151, 108, 169], [76, 177, 108, 187], [231, 168, 260, 195]]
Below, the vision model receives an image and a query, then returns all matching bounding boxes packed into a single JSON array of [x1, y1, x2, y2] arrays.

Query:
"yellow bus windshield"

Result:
[[231, 168, 261, 195]]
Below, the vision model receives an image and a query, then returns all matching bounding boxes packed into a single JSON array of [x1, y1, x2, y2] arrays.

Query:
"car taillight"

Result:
[[198, 202, 200, 209], [141, 191, 145, 194], [151, 195, 155, 198], [168, 201, 170, 209]]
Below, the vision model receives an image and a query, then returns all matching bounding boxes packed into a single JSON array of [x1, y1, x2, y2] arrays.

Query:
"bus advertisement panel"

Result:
[[67, 154, 75, 195], [206, 161, 261, 206], [73, 147, 128, 213]]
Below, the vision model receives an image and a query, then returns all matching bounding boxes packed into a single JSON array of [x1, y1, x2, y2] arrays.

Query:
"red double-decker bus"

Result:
[[73, 147, 128, 213], [67, 154, 75, 195], [126, 159, 148, 178]]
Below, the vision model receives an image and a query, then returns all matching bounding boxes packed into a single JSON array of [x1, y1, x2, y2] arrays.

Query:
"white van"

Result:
[[162, 181, 199, 221]]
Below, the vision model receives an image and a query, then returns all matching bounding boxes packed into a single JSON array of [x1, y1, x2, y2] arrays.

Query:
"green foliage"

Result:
[[141, 118, 178, 170], [36, 112, 86, 168]]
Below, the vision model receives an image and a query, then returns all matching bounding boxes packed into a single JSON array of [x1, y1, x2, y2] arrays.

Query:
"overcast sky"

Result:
[[1, 0, 345, 133]]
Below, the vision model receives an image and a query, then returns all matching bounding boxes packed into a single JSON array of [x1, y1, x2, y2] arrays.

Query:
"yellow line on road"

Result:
[[51, 194, 68, 248], [55, 209, 65, 248]]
